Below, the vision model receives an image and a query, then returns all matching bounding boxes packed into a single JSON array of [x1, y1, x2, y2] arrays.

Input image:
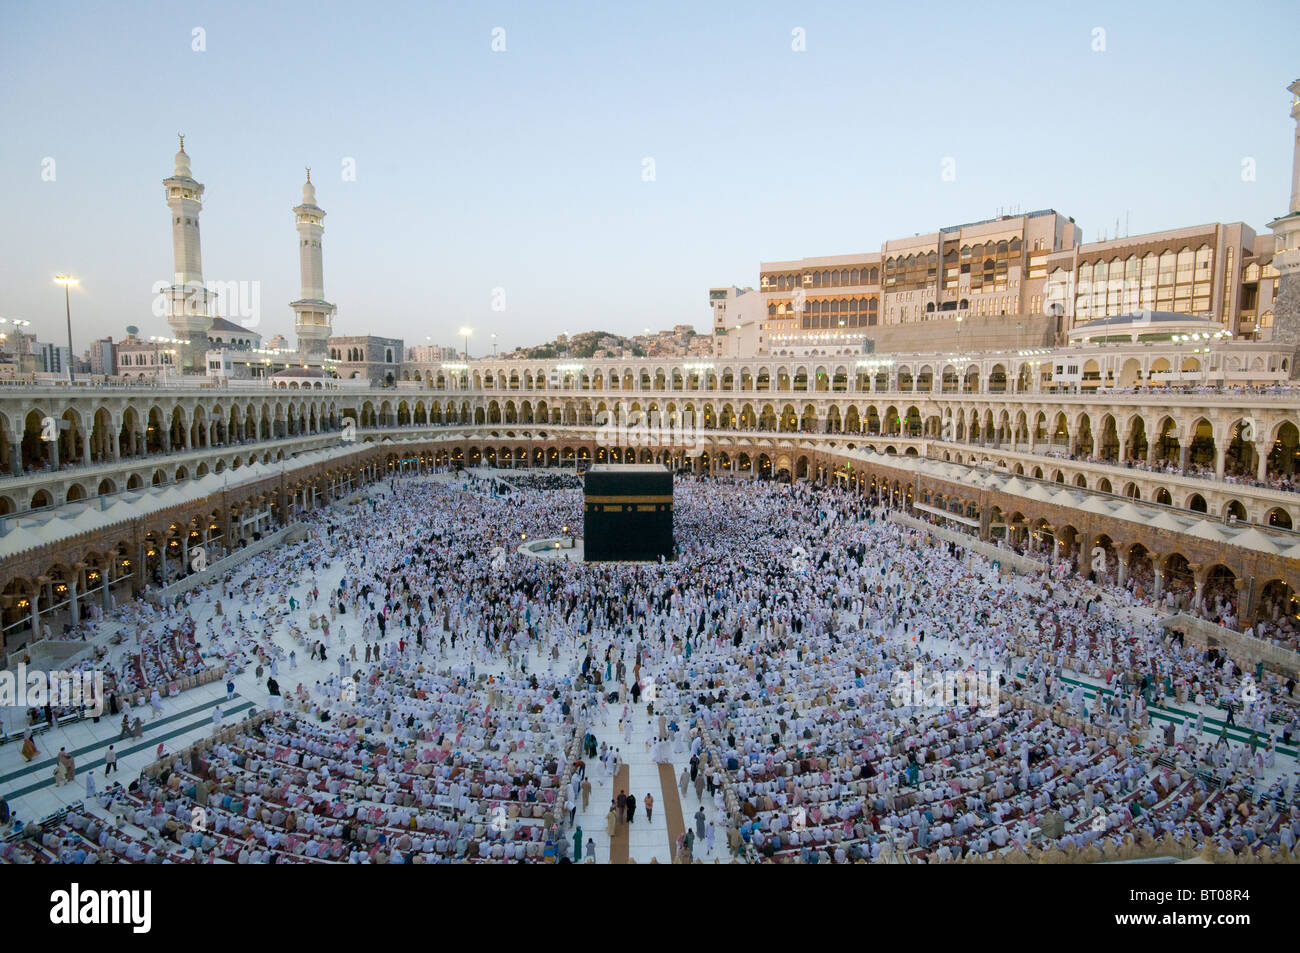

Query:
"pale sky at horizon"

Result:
[[1, 0, 1298, 355]]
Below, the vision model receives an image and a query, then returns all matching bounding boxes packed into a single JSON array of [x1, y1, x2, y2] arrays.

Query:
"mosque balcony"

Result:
[[0, 429, 351, 515]]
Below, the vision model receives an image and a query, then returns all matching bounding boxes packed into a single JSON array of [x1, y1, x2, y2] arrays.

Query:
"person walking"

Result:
[[644, 791, 654, 822], [572, 825, 583, 862], [103, 744, 117, 776], [626, 793, 637, 825], [581, 777, 592, 810]]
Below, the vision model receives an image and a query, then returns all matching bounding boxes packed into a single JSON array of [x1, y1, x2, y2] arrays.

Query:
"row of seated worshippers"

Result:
[[20, 618, 211, 727], [648, 509, 1300, 863], [900, 525, 1300, 747], [125, 616, 206, 692], [332, 650, 574, 767], [703, 644, 1295, 863], [177, 706, 567, 862], [0, 779, 198, 865], [3, 709, 568, 864], [3, 652, 581, 864]]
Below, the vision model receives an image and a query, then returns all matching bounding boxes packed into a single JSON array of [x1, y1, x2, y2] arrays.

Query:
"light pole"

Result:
[[54, 274, 78, 383], [459, 326, 472, 361], [492, 333, 497, 358]]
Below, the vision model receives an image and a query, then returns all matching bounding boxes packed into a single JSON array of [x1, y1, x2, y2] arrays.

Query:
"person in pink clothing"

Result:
[[645, 792, 654, 822]]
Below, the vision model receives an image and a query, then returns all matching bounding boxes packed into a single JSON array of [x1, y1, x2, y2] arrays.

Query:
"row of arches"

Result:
[[0, 398, 349, 477], [395, 351, 1288, 396]]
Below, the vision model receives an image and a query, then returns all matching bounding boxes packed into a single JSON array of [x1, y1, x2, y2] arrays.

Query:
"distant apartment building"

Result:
[[406, 344, 459, 363], [88, 337, 116, 376], [37, 343, 73, 375], [709, 286, 766, 357]]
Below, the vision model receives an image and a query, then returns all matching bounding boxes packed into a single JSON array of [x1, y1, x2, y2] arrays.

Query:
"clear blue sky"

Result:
[[1, 0, 1297, 354]]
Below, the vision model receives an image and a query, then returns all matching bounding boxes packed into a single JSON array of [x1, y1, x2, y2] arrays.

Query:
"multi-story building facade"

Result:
[[36, 343, 71, 375], [759, 208, 1289, 355], [115, 332, 181, 382], [87, 337, 115, 376], [1043, 223, 1278, 341], [759, 210, 1078, 355]]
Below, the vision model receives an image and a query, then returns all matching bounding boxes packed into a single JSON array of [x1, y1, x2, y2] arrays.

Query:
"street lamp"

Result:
[[459, 326, 472, 361], [54, 275, 78, 383], [492, 332, 497, 358]]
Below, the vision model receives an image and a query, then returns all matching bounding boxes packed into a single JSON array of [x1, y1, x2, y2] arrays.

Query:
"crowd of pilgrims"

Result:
[[979, 513, 1300, 654], [8, 607, 206, 737], [4, 467, 1299, 863]]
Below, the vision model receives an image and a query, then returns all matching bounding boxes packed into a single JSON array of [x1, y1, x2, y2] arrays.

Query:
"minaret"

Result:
[[290, 169, 335, 366], [1267, 77, 1300, 362], [162, 135, 213, 373]]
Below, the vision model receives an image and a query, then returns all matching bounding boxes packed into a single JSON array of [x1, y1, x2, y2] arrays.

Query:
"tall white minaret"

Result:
[[162, 135, 213, 372], [1267, 78, 1300, 360], [290, 169, 335, 366]]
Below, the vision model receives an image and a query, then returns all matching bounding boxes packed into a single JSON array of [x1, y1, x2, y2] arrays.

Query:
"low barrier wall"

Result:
[[159, 522, 306, 599], [1160, 612, 1300, 676], [890, 511, 1048, 575]]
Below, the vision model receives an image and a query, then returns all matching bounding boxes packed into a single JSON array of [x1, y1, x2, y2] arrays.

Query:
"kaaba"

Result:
[[583, 464, 674, 562]]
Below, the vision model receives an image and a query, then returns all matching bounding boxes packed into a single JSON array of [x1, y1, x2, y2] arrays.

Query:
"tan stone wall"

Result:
[[864, 313, 1059, 353]]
